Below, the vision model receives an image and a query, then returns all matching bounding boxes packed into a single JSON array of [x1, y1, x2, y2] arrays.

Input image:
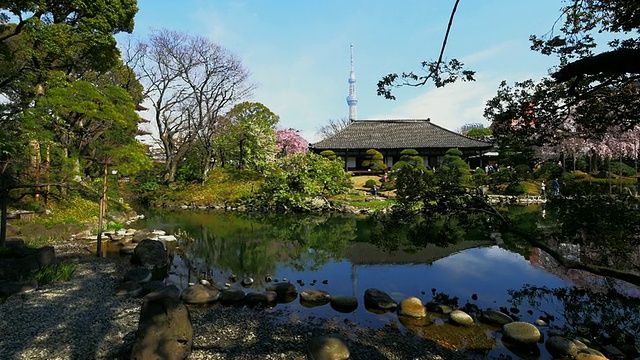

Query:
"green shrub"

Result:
[[514, 164, 532, 179], [380, 180, 395, 191], [505, 181, 527, 195], [364, 179, 377, 188], [537, 162, 563, 179], [319, 150, 337, 161], [599, 161, 637, 177]]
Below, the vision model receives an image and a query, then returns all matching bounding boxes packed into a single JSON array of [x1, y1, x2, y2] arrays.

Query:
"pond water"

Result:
[[130, 207, 640, 359]]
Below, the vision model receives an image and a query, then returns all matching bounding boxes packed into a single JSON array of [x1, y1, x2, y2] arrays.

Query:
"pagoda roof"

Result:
[[311, 119, 493, 150]]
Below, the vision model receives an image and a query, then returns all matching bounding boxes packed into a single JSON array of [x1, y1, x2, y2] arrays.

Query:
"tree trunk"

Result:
[[0, 189, 7, 248]]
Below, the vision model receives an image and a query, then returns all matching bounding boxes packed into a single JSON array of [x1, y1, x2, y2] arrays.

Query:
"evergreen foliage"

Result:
[[362, 149, 387, 171]]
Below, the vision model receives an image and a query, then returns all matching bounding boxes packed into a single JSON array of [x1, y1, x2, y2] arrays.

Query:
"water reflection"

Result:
[[135, 208, 640, 359]]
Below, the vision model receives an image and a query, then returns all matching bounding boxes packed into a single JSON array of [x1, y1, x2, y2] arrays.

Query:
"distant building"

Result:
[[310, 119, 494, 171], [310, 46, 494, 171]]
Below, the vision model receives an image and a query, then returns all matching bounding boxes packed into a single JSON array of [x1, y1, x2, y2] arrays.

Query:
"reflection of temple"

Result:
[[345, 240, 493, 265], [345, 240, 494, 298]]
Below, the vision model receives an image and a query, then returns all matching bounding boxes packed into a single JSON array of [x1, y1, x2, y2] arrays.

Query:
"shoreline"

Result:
[[0, 240, 474, 360]]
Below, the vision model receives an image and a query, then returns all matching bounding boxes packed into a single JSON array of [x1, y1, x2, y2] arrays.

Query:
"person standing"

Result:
[[552, 178, 560, 196], [540, 180, 546, 198]]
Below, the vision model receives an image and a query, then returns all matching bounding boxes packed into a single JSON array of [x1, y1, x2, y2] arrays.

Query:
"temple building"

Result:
[[309, 45, 494, 171]]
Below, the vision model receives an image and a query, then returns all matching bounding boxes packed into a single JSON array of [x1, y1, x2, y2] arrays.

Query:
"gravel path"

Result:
[[0, 241, 475, 360]]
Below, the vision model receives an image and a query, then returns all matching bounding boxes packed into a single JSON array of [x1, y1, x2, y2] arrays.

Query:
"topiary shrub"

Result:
[[364, 179, 377, 188], [362, 149, 387, 171], [319, 150, 337, 161], [514, 164, 532, 179]]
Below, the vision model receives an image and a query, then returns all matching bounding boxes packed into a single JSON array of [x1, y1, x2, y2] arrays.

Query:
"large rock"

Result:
[[131, 289, 193, 360], [0, 280, 38, 297], [124, 267, 152, 283], [307, 334, 350, 360], [545, 336, 579, 358], [180, 284, 221, 304], [266, 282, 298, 303], [300, 289, 331, 306], [397, 296, 427, 318], [330, 295, 358, 313], [244, 292, 276, 309], [502, 321, 541, 346], [480, 309, 514, 326], [114, 281, 142, 297], [449, 309, 474, 327], [132, 239, 168, 270], [220, 288, 246, 305], [36, 246, 56, 266], [363, 288, 397, 312]]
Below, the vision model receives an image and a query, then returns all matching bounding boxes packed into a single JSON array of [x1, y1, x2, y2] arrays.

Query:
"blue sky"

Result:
[[121, 0, 563, 142]]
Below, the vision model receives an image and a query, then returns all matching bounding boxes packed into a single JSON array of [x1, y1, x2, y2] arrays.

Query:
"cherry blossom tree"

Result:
[[276, 128, 308, 157]]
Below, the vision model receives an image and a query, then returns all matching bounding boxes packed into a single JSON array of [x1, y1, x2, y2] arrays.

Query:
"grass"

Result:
[[160, 168, 262, 206], [28, 263, 76, 285]]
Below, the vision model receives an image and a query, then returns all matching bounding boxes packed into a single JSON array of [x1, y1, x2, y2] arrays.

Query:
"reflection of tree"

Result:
[[509, 285, 640, 352], [161, 211, 356, 281], [370, 208, 490, 252]]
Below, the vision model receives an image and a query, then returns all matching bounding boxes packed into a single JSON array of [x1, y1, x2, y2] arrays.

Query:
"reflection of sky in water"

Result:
[[272, 246, 572, 328]]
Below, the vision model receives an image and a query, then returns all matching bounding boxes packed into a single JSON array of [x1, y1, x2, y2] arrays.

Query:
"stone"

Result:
[[545, 336, 579, 357], [449, 309, 474, 327], [0, 280, 38, 297], [4, 238, 31, 257], [502, 321, 541, 346], [5, 223, 19, 237], [307, 334, 350, 360], [575, 350, 609, 360], [180, 284, 221, 304], [266, 282, 298, 303], [425, 301, 453, 314], [132, 239, 168, 270], [114, 281, 142, 297], [330, 295, 358, 313], [119, 243, 137, 255], [132, 232, 150, 243], [220, 288, 246, 304], [397, 296, 427, 318], [131, 288, 193, 360], [534, 318, 548, 327], [363, 288, 397, 312], [0, 256, 39, 280], [244, 292, 276, 309], [300, 289, 331, 304], [480, 309, 514, 326], [241, 277, 254, 287], [124, 267, 152, 283], [141, 281, 168, 296], [19, 223, 49, 241], [145, 285, 181, 301], [36, 246, 55, 266], [159, 235, 177, 242]]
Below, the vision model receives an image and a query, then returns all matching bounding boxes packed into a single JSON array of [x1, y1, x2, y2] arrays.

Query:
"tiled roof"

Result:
[[311, 119, 493, 150]]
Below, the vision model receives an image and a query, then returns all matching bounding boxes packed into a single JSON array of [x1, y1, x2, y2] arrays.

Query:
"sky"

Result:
[[119, 0, 564, 143]]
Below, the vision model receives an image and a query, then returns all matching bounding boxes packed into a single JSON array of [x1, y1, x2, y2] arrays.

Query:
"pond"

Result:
[[130, 207, 640, 359]]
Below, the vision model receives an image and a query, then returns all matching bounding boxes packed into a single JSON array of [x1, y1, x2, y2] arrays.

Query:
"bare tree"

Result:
[[316, 117, 351, 140], [135, 29, 253, 183]]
